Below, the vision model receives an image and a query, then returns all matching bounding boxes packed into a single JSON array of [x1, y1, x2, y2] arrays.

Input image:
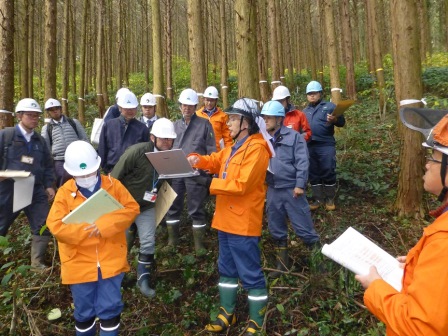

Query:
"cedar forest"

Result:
[[0, 0, 448, 335]]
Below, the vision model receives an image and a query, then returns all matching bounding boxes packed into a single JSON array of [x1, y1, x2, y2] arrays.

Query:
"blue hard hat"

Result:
[[261, 100, 285, 117], [306, 81, 323, 94]]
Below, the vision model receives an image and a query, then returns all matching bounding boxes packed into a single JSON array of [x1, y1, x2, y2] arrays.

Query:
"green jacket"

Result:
[[110, 142, 157, 212]]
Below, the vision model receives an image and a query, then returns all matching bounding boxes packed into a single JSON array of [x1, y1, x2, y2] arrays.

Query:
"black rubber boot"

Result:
[[269, 240, 289, 278], [137, 254, 156, 298]]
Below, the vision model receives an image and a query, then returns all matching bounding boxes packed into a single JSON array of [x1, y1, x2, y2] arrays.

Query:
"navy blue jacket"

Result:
[[266, 126, 309, 189], [0, 126, 55, 188], [303, 100, 345, 144], [104, 104, 120, 121], [98, 116, 150, 173]]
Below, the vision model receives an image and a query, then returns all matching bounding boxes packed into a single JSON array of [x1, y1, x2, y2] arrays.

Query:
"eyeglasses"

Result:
[[425, 156, 448, 165]]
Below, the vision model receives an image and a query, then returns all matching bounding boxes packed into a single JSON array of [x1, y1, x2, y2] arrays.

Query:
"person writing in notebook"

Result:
[[111, 118, 177, 298], [355, 112, 448, 335], [46, 141, 139, 336]]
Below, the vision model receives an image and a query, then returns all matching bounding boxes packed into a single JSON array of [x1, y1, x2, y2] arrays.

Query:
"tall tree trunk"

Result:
[[304, 0, 317, 80], [70, 4, 76, 94], [151, 0, 168, 117], [187, 0, 207, 94], [77, 0, 89, 124], [44, 0, 57, 100], [219, 0, 229, 108], [27, 0, 35, 97], [391, 0, 425, 218], [367, 0, 386, 119], [235, 0, 260, 99], [21, 0, 30, 98], [0, 0, 14, 129], [323, 0, 341, 103], [341, 0, 356, 100], [257, 0, 270, 103], [96, 0, 106, 118], [267, 0, 280, 88], [117, 0, 124, 87], [165, 0, 174, 100], [418, 0, 431, 59], [62, 0, 70, 116]]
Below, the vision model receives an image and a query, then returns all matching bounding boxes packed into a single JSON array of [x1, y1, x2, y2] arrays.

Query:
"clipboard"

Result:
[[62, 188, 123, 224], [332, 100, 355, 118], [155, 181, 177, 226]]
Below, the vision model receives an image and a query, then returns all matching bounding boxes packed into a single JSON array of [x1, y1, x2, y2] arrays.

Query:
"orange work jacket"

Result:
[[190, 133, 271, 236], [46, 175, 139, 284], [196, 106, 233, 150], [364, 211, 448, 335]]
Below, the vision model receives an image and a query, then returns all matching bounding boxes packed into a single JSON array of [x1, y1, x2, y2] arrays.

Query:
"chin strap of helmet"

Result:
[[438, 154, 448, 202], [232, 116, 247, 140]]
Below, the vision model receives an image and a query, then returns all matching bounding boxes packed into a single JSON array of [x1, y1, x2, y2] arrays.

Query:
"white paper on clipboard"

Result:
[[13, 175, 35, 212]]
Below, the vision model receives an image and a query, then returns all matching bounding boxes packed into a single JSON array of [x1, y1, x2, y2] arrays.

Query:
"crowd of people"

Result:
[[10, 81, 445, 335]]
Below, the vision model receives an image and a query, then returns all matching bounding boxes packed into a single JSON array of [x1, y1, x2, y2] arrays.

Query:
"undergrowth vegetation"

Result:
[[1, 54, 447, 335]]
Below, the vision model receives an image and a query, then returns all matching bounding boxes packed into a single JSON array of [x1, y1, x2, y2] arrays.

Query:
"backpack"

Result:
[[47, 117, 79, 146]]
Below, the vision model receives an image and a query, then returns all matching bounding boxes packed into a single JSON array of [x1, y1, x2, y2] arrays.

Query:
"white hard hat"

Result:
[[178, 89, 199, 105], [140, 93, 157, 106], [45, 98, 62, 110], [64, 141, 101, 176], [117, 91, 138, 108], [272, 86, 291, 100], [150, 118, 177, 139], [15, 98, 42, 113], [226, 98, 259, 120], [115, 87, 130, 100], [203, 86, 219, 99]]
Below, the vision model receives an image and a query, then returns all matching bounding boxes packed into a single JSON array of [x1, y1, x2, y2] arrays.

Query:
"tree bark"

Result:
[[62, 0, 70, 116], [187, 0, 207, 94], [20, 0, 30, 98], [164, 0, 174, 100], [77, 0, 89, 124], [391, 0, 425, 218], [96, 0, 106, 118], [152, 0, 168, 117], [235, 0, 260, 99], [340, 0, 356, 100], [323, 0, 341, 103], [257, 0, 270, 102], [219, 0, 229, 108], [0, 0, 14, 129], [44, 0, 57, 101], [267, 0, 280, 88]]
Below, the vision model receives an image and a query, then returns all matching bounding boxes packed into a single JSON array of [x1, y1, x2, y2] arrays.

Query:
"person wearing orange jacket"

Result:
[[196, 86, 233, 150], [46, 141, 139, 336], [355, 109, 448, 336], [272, 85, 312, 142], [187, 98, 273, 335]]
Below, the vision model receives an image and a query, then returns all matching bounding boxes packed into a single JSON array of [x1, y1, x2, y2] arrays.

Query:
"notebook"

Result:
[[145, 149, 200, 179], [62, 188, 124, 224]]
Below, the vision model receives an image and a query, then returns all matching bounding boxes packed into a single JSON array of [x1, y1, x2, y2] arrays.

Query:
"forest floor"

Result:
[[0, 101, 435, 335]]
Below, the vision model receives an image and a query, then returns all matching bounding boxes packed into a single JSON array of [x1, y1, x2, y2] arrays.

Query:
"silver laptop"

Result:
[[145, 149, 200, 179]]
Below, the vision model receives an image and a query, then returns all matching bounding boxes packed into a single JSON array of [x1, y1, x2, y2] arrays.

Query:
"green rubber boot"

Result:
[[205, 277, 238, 333]]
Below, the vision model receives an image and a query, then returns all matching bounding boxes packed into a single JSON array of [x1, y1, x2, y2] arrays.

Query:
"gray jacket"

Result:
[[41, 116, 88, 160], [173, 114, 216, 156]]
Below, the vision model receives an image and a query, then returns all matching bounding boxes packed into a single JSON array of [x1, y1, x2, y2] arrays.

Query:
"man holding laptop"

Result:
[[110, 118, 177, 298], [165, 89, 216, 255]]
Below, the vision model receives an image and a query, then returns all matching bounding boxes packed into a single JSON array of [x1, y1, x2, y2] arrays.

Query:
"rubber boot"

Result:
[[245, 288, 268, 335], [99, 315, 120, 336], [309, 184, 324, 210], [205, 277, 238, 333], [137, 254, 156, 298], [268, 240, 289, 278], [75, 317, 96, 336], [324, 184, 337, 211], [192, 224, 207, 256], [30, 235, 51, 271], [125, 223, 137, 253], [166, 220, 180, 247]]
